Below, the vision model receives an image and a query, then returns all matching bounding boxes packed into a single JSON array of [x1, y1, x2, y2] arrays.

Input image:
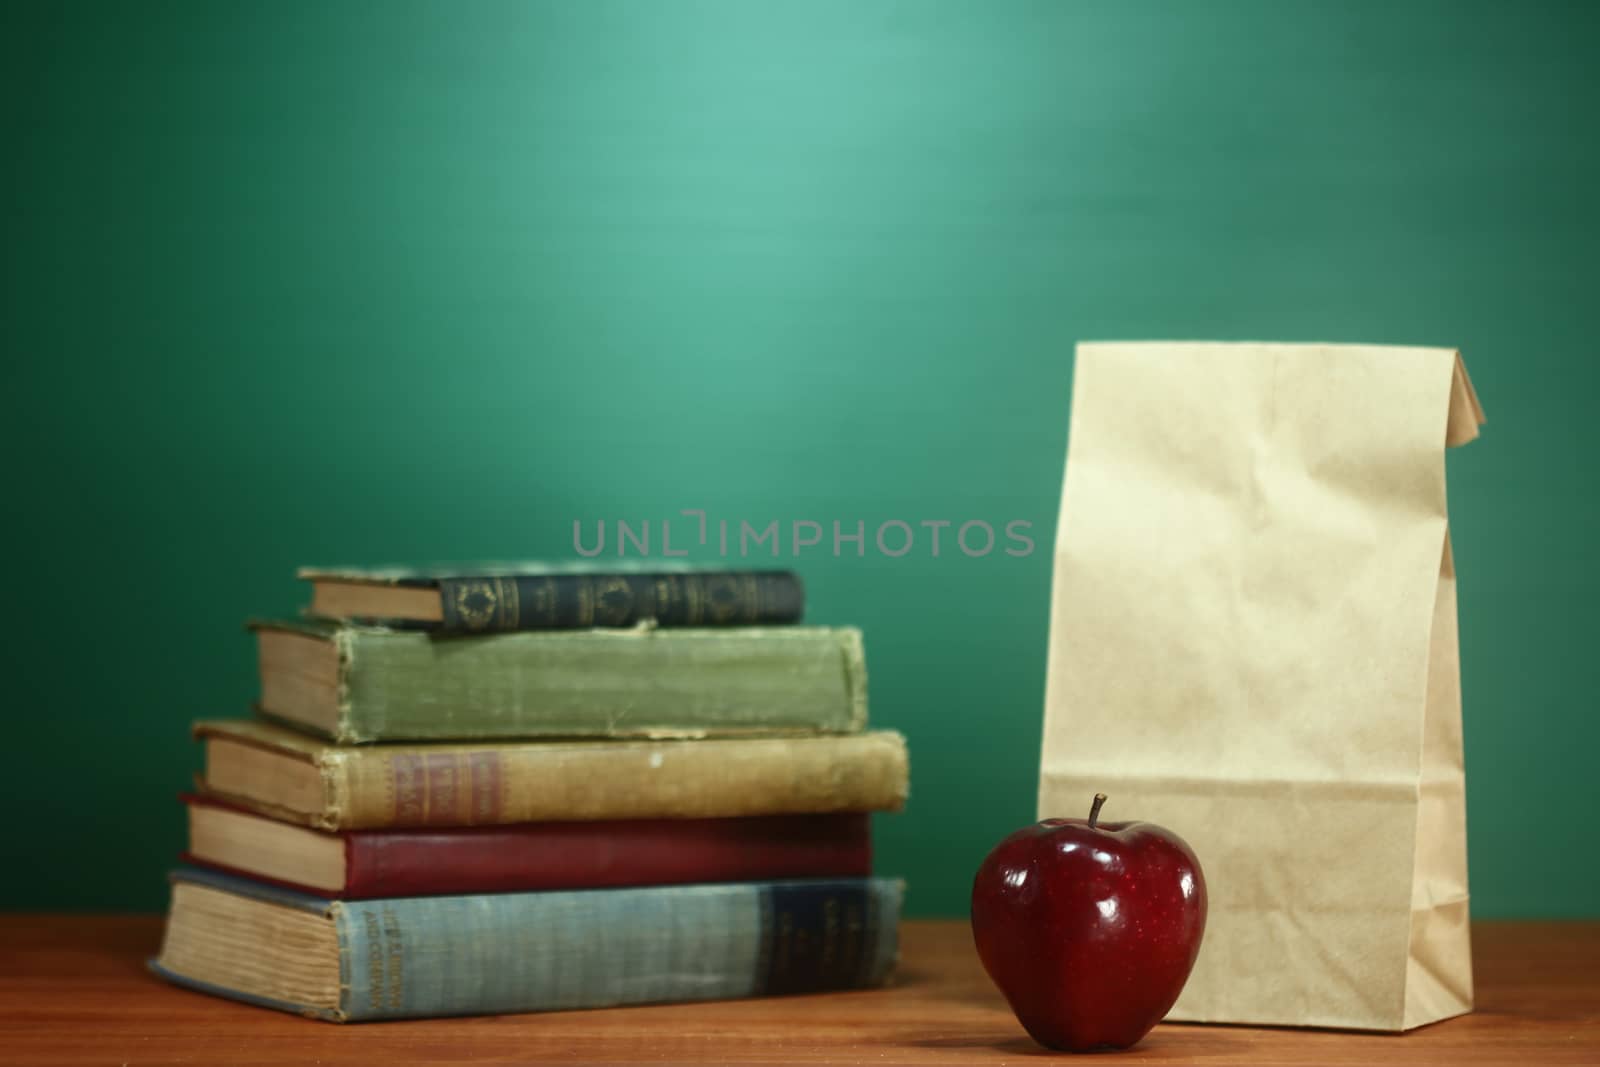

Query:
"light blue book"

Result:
[[150, 867, 902, 1022]]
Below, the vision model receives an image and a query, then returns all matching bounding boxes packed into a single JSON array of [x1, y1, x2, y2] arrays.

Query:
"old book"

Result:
[[181, 794, 872, 898], [196, 719, 910, 831], [300, 563, 804, 632], [254, 619, 866, 743], [151, 867, 902, 1021]]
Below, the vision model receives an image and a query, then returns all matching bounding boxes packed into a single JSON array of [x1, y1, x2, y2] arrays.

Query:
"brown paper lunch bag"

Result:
[[1039, 342, 1484, 1031]]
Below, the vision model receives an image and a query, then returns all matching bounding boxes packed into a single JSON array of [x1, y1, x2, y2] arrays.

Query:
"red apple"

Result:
[[971, 794, 1207, 1052]]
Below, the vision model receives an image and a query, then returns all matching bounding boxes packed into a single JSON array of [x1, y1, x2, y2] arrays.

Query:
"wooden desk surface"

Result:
[[1, 917, 1594, 1065]]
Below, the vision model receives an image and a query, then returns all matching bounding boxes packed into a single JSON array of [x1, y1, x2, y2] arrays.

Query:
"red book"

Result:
[[180, 794, 872, 898]]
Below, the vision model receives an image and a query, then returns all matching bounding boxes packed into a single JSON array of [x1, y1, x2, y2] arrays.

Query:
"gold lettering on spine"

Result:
[[391, 753, 424, 825], [534, 577, 556, 624], [469, 751, 501, 821], [497, 577, 519, 630], [382, 907, 404, 1009], [423, 753, 461, 825], [364, 911, 385, 1011]]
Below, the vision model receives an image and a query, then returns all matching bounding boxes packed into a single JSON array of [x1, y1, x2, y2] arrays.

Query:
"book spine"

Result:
[[340, 814, 871, 897], [333, 732, 908, 830], [436, 572, 804, 632], [335, 879, 901, 1021], [325, 625, 866, 743]]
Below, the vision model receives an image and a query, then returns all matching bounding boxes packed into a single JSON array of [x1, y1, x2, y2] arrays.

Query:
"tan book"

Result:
[[195, 719, 910, 831]]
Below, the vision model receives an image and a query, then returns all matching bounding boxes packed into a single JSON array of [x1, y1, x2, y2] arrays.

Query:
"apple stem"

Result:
[[1088, 793, 1107, 829]]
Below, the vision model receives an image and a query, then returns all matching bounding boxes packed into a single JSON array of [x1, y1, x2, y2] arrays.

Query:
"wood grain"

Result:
[[0, 918, 1594, 1065]]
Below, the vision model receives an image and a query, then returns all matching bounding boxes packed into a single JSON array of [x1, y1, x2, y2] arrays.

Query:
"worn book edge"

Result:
[[297, 562, 802, 584], [195, 719, 908, 831], [247, 619, 867, 744], [151, 866, 906, 1023]]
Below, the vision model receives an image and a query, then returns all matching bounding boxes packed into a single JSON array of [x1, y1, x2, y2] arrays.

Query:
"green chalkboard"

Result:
[[4, 0, 1596, 916]]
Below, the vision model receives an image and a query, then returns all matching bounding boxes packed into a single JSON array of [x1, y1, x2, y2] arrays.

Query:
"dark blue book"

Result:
[[150, 867, 902, 1022], [301, 563, 804, 632]]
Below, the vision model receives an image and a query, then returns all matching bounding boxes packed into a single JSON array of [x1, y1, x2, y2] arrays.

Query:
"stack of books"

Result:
[[151, 565, 909, 1022]]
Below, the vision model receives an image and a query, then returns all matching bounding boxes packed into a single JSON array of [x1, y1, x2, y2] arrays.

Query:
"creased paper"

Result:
[[1039, 342, 1482, 1031]]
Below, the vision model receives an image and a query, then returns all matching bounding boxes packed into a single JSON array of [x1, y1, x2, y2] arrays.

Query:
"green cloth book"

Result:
[[152, 866, 903, 1022], [253, 619, 868, 743]]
